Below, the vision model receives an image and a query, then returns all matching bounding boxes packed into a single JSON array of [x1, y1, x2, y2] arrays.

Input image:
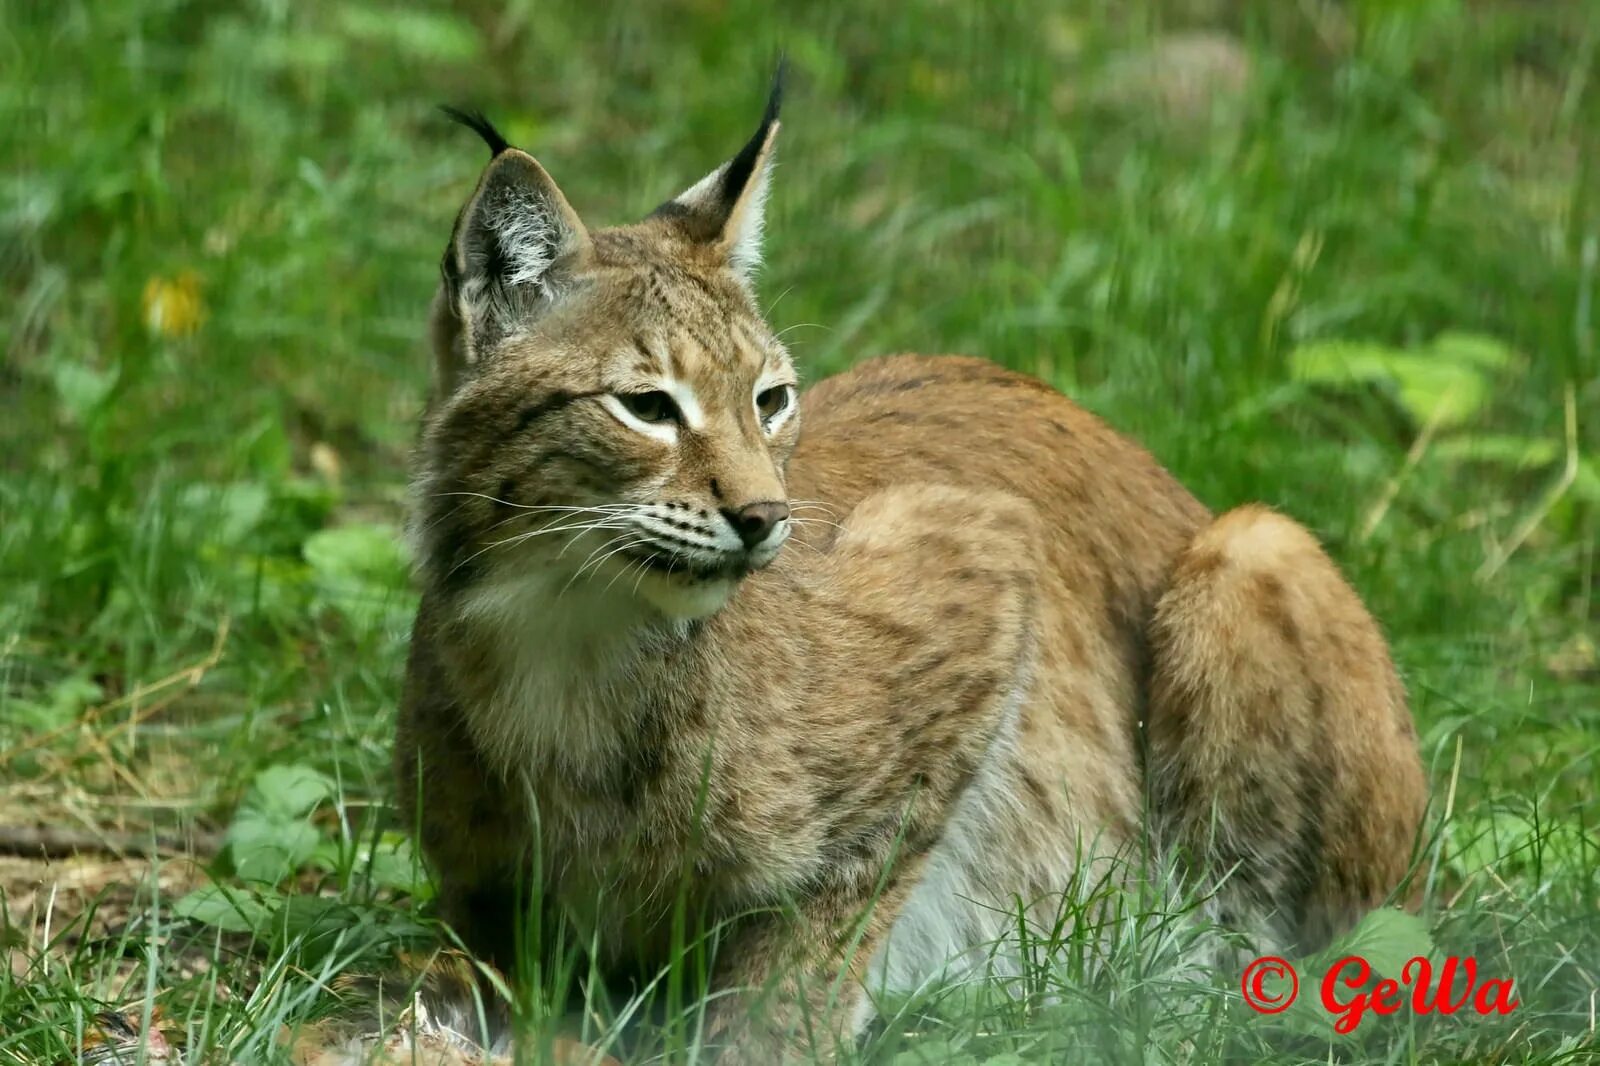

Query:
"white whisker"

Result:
[[566, 539, 651, 601], [604, 550, 656, 596], [447, 518, 632, 578], [555, 521, 642, 561], [428, 492, 641, 516], [787, 516, 849, 535], [628, 555, 656, 597], [772, 321, 830, 341], [559, 531, 653, 598]]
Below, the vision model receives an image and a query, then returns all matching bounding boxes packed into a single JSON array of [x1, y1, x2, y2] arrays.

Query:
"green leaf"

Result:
[[225, 764, 335, 883], [1287, 332, 1516, 428], [1430, 330, 1516, 370], [308, 831, 432, 898], [1574, 457, 1600, 503], [178, 482, 270, 546], [1268, 910, 1436, 1041], [1432, 434, 1561, 469], [227, 811, 321, 884], [302, 524, 407, 588], [51, 361, 118, 423], [365, 835, 430, 896], [1288, 340, 1401, 387], [1320, 908, 1436, 978], [1385, 355, 1490, 427], [1450, 809, 1541, 877], [302, 523, 412, 626], [172, 884, 282, 934], [11, 675, 103, 732], [335, 6, 481, 63], [359, 833, 430, 896], [273, 896, 433, 964], [248, 764, 335, 819], [244, 28, 346, 75]]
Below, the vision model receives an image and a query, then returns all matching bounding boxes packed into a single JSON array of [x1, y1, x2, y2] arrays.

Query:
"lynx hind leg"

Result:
[[1146, 505, 1426, 955]]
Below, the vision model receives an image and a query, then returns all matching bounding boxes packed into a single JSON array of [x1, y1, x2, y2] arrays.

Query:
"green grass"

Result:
[[2, 0, 1597, 1062]]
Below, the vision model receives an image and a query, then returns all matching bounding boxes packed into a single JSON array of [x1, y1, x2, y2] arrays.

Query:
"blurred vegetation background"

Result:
[[1, 0, 1596, 1061]]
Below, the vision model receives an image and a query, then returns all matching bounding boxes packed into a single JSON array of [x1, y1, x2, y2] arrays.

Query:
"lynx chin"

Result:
[[395, 70, 1427, 1061]]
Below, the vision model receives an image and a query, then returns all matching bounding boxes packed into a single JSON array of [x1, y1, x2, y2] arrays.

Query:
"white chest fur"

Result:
[[454, 570, 679, 775]]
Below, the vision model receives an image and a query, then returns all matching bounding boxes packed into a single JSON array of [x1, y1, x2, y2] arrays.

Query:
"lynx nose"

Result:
[[723, 501, 789, 549]]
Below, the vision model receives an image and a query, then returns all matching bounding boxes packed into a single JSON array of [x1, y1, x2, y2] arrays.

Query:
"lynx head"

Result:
[[412, 72, 797, 622]]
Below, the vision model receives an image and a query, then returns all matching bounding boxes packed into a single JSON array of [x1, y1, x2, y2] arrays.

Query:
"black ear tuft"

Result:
[[440, 105, 512, 157], [717, 59, 786, 209]]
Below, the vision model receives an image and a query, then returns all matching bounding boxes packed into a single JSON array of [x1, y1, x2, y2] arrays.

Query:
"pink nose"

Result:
[[722, 501, 789, 548]]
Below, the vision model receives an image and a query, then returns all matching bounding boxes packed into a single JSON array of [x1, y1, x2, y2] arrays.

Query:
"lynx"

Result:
[[394, 72, 1427, 1060]]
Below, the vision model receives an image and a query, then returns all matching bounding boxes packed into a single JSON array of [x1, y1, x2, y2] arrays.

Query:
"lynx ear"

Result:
[[650, 66, 783, 283], [436, 109, 590, 380]]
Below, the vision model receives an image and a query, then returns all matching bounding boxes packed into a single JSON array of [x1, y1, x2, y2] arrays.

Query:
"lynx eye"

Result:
[[756, 384, 792, 421], [618, 390, 679, 424]]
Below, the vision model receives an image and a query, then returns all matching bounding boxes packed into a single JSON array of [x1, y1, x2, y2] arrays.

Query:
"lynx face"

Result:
[[412, 83, 796, 620]]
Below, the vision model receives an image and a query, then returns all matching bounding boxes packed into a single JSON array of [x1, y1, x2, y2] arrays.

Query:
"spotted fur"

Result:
[[396, 81, 1427, 1061]]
